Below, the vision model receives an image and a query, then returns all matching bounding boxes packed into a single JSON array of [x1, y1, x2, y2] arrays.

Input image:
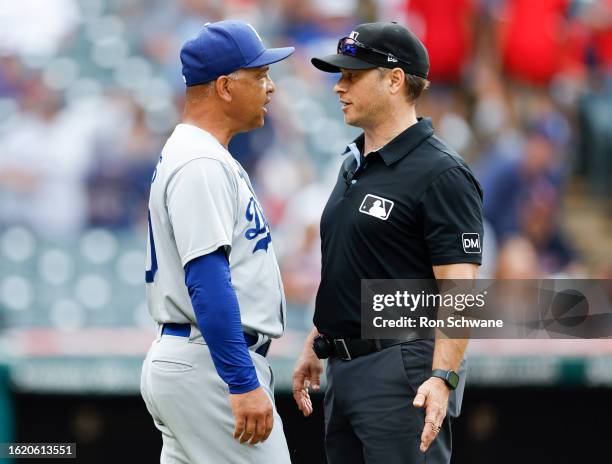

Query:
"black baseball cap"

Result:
[[311, 22, 429, 79]]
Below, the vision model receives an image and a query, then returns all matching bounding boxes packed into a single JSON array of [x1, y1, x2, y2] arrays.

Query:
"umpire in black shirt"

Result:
[[292, 22, 484, 464]]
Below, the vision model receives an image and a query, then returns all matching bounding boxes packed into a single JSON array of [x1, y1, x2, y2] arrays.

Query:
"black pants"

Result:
[[323, 339, 465, 464]]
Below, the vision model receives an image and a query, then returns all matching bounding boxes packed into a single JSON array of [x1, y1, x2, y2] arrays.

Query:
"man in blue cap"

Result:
[[140, 20, 294, 463]]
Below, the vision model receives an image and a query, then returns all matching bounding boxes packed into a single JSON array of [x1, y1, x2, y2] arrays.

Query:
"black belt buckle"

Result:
[[333, 339, 352, 361]]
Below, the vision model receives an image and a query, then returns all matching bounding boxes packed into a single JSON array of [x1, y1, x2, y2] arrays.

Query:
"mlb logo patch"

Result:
[[462, 233, 481, 254], [359, 194, 394, 221]]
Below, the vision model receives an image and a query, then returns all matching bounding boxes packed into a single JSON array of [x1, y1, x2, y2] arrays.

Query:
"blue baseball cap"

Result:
[[180, 20, 295, 86]]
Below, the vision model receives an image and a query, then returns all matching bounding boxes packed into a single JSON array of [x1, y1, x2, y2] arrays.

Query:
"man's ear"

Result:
[[215, 75, 234, 103], [388, 68, 406, 95]]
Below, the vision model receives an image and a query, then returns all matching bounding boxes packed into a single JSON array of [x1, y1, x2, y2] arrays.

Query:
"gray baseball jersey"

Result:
[[145, 123, 286, 337]]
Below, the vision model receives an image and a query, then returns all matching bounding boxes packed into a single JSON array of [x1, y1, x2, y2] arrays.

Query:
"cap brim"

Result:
[[245, 47, 295, 68], [311, 54, 378, 73]]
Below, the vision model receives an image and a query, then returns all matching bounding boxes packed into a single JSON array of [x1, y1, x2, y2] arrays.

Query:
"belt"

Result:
[[161, 323, 271, 357], [330, 338, 405, 361]]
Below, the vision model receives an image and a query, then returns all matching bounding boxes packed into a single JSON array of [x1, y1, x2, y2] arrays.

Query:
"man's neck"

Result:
[[362, 107, 418, 156], [182, 107, 235, 149]]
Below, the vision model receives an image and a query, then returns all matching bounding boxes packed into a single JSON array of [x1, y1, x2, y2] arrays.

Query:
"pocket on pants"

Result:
[[398, 340, 434, 395], [151, 358, 194, 372]]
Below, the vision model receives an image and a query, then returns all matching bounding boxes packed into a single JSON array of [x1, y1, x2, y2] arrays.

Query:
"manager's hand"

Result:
[[230, 386, 274, 445], [292, 348, 322, 417], [413, 377, 449, 453]]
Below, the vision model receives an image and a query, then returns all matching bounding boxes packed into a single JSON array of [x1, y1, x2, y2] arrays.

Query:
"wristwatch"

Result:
[[431, 369, 459, 390]]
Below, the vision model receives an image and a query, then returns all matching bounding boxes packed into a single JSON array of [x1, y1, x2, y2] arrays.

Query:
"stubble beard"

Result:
[[344, 104, 363, 128]]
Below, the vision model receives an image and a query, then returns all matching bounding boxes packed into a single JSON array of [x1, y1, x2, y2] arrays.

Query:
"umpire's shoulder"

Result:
[[422, 135, 472, 174], [414, 134, 481, 195]]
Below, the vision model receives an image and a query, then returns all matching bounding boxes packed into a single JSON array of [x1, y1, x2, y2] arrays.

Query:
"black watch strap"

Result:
[[431, 369, 459, 390]]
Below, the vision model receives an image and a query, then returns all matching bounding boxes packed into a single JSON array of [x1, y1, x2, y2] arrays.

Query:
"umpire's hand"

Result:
[[413, 377, 450, 453], [230, 386, 274, 445], [291, 349, 323, 416]]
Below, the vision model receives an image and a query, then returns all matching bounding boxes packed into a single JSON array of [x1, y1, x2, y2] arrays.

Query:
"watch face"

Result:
[[447, 371, 459, 390]]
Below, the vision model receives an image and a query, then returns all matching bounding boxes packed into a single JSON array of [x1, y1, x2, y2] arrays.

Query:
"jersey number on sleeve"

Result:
[[145, 210, 158, 283]]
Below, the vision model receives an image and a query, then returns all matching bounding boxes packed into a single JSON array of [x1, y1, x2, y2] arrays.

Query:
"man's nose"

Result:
[[267, 76, 276, 93]]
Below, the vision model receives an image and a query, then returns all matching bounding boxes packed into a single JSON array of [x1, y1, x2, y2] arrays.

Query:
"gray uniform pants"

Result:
[[140, 333, 291, 464], [324, 339, 465, 464]]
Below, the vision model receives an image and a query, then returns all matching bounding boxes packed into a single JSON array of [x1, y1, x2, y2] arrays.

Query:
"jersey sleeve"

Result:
[[166, 157, 238, 267], [185, 249, 260, 394], [420, 166, 484, 265]]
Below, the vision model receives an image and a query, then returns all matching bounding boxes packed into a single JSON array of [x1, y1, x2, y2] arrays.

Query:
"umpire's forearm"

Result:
[[432, 335, 468, 372], [430, 263, 476, 371]]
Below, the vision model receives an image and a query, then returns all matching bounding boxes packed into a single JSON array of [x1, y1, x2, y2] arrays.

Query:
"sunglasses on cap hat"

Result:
[[337, 37, 411, 67]]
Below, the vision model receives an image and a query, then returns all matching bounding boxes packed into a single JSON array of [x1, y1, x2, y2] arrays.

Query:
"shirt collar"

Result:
[[340, 117, 435, 166]]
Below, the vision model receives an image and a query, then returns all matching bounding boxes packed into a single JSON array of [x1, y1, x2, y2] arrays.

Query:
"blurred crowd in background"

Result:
[[0, 0, 611, 326]]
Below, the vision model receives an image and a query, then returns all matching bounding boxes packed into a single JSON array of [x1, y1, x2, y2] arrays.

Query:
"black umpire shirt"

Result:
[[313, 117, 484, 338]]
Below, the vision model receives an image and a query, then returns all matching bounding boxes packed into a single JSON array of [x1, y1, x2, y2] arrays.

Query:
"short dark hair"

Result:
[[378, 68, 430, 103], [404, 73, 430, 102]]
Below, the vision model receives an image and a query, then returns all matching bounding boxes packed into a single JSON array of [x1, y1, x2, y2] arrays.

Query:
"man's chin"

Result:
[[247, 117, 265, 131], [344, 115, 360, 127]]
